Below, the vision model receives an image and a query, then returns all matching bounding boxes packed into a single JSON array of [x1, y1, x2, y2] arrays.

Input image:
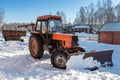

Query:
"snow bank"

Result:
[[75, 32, 89, 37], [67, 54, 101, 69], [47, 70, 120, 80], [75, 32, 90, 40], [67, 40, 120, 71], [79, 40, 120, 67]]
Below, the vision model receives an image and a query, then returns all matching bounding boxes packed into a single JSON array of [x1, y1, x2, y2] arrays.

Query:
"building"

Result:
[[98, 22, 120, 44], [64, 25, 92, 33]]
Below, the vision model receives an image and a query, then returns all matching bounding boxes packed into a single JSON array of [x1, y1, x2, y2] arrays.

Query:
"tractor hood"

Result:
[[52, 33, 78, 48]]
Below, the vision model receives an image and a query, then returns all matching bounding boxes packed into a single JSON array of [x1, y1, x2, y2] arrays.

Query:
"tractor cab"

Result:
[[35, 15, 63, 34], [31, 15, 80, 50]]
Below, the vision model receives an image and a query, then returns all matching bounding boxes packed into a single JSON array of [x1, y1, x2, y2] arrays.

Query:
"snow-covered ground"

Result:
[[0, 33, 120, 80], [75, 32, 98, 41]]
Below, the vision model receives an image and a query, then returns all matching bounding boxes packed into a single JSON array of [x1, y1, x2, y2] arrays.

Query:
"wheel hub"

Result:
[[55, 55, 67, 68]]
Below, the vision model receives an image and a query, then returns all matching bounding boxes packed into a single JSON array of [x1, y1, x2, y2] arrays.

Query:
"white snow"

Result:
[[0, 33, 120, 80], [75, 32, 89, 37], [73, 25, 90, 29], [67, 54, 101, 69], [75, 32, 90, 40]]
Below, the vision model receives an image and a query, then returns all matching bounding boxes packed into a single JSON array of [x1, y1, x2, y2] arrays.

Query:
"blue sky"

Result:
[[0, 0, 119, 23]]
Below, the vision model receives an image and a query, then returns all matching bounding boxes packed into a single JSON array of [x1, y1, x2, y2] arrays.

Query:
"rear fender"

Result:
[[31, 32, 46, 44]]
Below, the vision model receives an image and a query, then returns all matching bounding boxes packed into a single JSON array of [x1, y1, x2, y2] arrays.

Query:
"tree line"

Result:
[[74, 0, 120, 29], [1, 0, 120, 31], [56, 0, 120, 29]]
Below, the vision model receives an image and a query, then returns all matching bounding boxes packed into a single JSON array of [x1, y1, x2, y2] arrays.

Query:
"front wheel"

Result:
[[51, 50, 68, 69]]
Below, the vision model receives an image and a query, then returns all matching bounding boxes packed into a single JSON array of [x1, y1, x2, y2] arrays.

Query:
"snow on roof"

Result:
[[73, 25, 91, 29], [99, 22, 120, 32]]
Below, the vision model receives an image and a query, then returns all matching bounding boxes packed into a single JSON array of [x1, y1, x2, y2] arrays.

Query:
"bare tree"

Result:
[[104, 0, 114, 22], [61, 11, 67, 24], [115, 3, 120, 21], [74, 12, 80, 25], [56, 11, 61, 16], [96, 0, 102, 25], [0, 8, 4, 25], [67, 17, 72, 26], [56, 11, 67, 25], [89, 3, 95, 26], [85, 6, 89, 24], [79, 7, 86, 24]]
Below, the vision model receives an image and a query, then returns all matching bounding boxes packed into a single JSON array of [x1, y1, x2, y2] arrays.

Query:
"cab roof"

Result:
[[37, 15, 61, 21]]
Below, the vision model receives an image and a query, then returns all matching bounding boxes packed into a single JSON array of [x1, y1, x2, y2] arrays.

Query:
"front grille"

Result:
[[72, 35, 79, 46]]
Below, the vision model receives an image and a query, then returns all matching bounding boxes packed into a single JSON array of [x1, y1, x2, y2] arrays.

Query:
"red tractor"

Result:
[[28, 15, 85, 69], [19, 15, 113, 70]]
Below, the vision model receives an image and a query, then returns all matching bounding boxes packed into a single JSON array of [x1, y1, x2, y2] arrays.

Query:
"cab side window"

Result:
[[41, 21, 47, 33], [48, 20, 56, 32], [36, 21, 41, 31]]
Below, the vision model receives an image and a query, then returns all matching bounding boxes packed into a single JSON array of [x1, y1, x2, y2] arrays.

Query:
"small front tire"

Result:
[[51, 50, 68, 69]]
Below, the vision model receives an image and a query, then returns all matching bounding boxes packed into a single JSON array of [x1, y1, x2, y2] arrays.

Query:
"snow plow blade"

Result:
[[83, 50, 113, 67]]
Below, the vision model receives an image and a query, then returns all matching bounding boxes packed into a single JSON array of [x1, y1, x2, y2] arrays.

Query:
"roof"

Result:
[[37, 15, 61, 21], [64, 25, 91, 29], [64, 26, 74, 29], [73, 25, 91, 29], [99, 22, 120, 32]]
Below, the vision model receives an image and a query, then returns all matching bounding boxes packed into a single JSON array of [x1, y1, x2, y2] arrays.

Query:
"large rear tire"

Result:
[[29, 35, 44, 59], [51, 50, 68, 69]]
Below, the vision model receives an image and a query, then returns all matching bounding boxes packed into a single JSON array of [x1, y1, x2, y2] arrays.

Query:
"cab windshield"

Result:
[[48, 20, 62, 33]]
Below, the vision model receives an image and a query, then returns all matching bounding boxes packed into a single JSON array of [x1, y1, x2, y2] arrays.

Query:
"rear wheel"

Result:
[[51, 50, 68, 69], [29, 35, 44, 59]]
